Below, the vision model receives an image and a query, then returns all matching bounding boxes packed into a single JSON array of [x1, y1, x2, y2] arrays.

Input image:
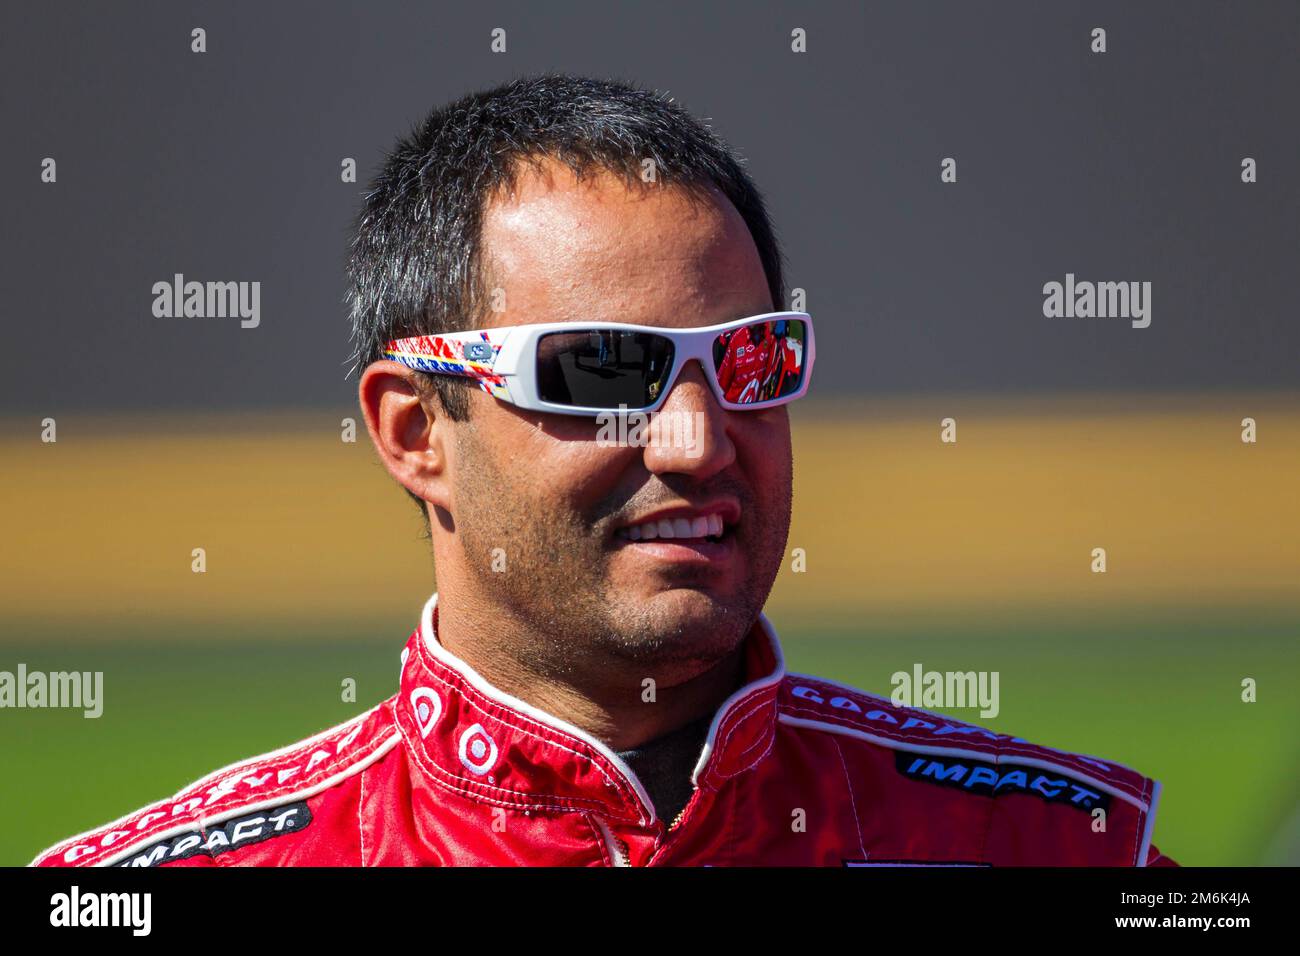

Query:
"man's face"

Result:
[[445, 159, 793, 678]]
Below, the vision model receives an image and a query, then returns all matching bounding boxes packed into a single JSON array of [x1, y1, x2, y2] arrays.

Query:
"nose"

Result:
[[640, 359, 736, 479]]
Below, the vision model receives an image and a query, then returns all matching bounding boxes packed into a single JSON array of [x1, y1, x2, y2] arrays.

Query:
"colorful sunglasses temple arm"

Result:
[[381, 332, 500, 376], [380, 332, 513, 402]]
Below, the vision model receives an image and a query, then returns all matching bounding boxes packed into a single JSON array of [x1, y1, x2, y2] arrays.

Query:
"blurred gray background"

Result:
[[1, 0, 1296, 414]]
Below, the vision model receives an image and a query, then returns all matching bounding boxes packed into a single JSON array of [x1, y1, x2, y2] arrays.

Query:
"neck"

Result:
[[430, 592, 748, 752]]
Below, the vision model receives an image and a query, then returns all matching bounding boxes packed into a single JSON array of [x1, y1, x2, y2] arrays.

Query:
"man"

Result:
[[33, 74, 1173, 867]]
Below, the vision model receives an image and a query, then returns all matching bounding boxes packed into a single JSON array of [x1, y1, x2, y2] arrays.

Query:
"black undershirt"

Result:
[[614, 714, 714, 825]]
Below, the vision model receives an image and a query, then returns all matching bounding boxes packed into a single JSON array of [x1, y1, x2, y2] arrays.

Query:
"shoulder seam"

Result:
[[775, 712, 1153, 813], [785, 671, 983, 727], [779, 671, 1150, 801], [32, 699, 397, 867], [101, 728, 402, 868]]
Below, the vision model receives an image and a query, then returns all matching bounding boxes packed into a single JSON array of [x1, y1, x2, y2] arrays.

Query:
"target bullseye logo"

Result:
[[409, 688, 442, 739], [458, 723, 499, 775]]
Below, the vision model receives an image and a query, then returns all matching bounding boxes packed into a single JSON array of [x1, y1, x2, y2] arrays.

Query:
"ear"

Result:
[[358, 361, 453, 514]]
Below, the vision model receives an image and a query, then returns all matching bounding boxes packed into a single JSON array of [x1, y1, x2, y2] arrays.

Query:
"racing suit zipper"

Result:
[[593, 815, 631, 867], [668, 784, 704, 832]]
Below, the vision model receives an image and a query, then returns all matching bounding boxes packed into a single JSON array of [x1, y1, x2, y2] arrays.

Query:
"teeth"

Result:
[[617, 513, 731, 541]]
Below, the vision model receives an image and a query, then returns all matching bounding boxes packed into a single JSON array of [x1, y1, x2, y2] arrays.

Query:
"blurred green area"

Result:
[[3, 608, 1296, 866]]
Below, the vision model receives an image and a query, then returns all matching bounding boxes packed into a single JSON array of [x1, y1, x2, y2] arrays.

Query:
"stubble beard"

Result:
[[450, 433, 789, 684]]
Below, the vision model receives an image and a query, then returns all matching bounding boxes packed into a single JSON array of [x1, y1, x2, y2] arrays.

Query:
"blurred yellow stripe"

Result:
[[0, 410, 436, 629], [1, 394, 1296, 629], [778, 392, 1300, 612]]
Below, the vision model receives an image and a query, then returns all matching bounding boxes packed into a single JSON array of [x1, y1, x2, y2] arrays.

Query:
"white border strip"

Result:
[[690, 613, 785, 786], [590, 814, 630, 867], [419, 592, 786, 825], [418, 593, 657, 825], [1136, 779, 1161, 866]]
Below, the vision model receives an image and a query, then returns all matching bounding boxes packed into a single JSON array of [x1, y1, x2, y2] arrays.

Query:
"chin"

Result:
[[643, 583, 732, 611], [626, 588, 750, 645]]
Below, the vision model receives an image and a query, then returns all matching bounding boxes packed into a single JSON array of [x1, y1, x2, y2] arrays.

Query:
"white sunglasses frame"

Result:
[[382, 310, 815, 417]]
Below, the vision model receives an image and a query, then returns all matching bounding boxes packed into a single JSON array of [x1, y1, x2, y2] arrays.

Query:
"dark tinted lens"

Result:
[[536, 331, 675, 409], [711, 319, 807, 405]]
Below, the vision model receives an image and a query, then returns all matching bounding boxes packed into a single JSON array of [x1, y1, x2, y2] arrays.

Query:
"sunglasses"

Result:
[[381, 311, 815, 416]]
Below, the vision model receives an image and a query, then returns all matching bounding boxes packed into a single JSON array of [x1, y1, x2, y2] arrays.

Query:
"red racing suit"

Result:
[[716, 326, 776, 404], [32, 594, 1175, 867]]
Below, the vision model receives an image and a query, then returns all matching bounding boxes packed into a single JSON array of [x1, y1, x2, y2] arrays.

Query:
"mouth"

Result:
[[613, 512, 731, 545]]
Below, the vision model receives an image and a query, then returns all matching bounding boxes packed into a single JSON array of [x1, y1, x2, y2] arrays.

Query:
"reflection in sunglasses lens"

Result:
[[713, 320, 805, 405], [537, 331, 675, 409]]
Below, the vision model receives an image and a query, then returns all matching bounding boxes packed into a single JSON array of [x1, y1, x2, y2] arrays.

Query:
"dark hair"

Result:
[[345, 73, 786, 516]]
